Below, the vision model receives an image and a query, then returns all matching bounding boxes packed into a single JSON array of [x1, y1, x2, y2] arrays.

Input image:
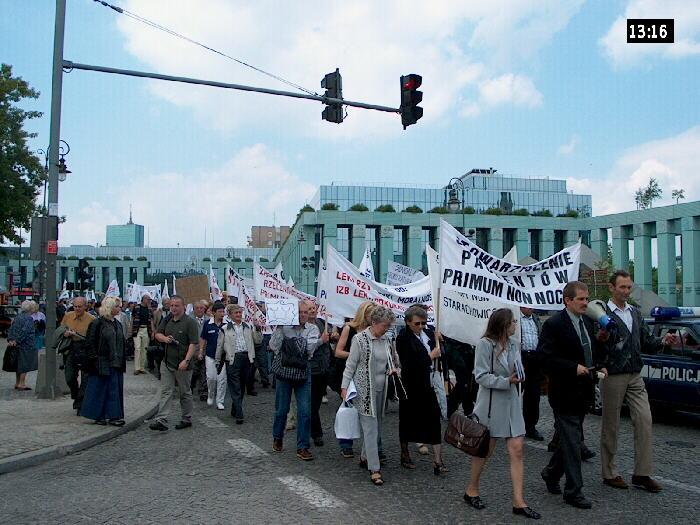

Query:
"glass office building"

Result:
[[310, 169, 591, 216], [106, 223, 145, 247]]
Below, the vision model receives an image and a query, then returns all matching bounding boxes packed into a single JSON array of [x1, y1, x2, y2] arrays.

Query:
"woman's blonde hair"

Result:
[[99, 297, 119, 320], [348, 301, 377, 330]]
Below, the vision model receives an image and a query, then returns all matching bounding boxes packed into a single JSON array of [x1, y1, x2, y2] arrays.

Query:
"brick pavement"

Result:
[[1, 374, 698, 524], [0, 340, 159, 473]]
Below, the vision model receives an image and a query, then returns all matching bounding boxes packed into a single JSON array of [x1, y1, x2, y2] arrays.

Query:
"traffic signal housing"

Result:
[[321, 69, 343, 124], [77, 258, 93, 291], [400, 74, 423, 129]]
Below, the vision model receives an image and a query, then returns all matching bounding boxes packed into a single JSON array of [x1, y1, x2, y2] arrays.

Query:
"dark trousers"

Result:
[[544, 412, 585, 499], [310, 373, 328, 440], [226, 354, 250, 420], [522, 351, 542, 431], [246, 342, 270, 392], [190, 357, 208, 399], [64, 350, 87, 408], [446, 350, 476, 417]]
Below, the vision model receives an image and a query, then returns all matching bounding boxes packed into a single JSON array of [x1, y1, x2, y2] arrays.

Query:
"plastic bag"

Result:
[[334, 401, 361, 440]]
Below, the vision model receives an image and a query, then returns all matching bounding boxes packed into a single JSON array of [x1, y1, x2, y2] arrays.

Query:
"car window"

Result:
[[657, 326, 695, 359]]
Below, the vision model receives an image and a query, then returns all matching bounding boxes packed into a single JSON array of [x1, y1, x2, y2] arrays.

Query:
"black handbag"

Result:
[[2, 344, 18, 372], [272, 337, 308, 384]]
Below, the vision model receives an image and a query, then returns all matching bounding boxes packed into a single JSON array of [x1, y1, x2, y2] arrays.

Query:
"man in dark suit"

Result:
[[539, 281, 608, 509]]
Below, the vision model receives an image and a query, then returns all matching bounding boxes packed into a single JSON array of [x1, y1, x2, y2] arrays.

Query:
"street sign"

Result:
[[47, 240, 58, 254]]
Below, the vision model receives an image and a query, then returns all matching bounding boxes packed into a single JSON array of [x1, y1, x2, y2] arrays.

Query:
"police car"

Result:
[[642, 307, 700, 412]]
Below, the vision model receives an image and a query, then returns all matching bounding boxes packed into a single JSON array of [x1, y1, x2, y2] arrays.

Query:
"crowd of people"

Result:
[[4, 268, 671, 519]]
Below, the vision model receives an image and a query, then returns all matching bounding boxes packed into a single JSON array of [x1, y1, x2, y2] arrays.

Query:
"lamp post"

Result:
[[447, 177, 466, 232]]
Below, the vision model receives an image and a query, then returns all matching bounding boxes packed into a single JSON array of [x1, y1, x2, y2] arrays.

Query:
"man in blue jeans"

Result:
[[269, 300, 321, 461]]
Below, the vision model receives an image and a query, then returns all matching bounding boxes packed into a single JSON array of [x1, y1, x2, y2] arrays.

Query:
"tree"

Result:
[[0, 64, 45, 244], [512, 208, 530, 216], [427, 206, 450, 214], [348, 203, 369, 212], [634, 178, 662, 209], [482, 207, 503, 215], [320, 202, 339, 210], [532, 209, 553, 217], [672, 188, 685, 205], [402, 205, 423, 213], [374, 204, 396, 212]]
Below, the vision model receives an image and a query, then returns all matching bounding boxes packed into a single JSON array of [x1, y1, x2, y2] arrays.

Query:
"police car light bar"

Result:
[[650, 306, 700, 319]]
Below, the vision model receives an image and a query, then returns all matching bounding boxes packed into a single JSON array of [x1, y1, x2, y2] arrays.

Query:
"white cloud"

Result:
[[600, 1, 700, 68], [566, 126, 700, 215], [114, 0, 582, 138], [60, 144, 316, 247], [558, 134, 580, 155]]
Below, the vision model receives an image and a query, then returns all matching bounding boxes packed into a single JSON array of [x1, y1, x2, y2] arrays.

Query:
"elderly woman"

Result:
[[396, 304, 446, 474], [463, 308, 540, 520], [81, 297, 127, 426], [341, 305, 399, 486], [6, 300, 38, 390]]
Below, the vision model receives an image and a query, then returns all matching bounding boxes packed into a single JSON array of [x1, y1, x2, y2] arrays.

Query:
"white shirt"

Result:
[[607, 300, 633, 332], [232, 323, 247, 353]]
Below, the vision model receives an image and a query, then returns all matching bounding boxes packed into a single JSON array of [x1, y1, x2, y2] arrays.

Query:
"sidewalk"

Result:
[[0, 339, 160, 474]]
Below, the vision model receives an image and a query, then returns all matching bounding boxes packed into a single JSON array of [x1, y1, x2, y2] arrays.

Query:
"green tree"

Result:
[[0, 64, 45, 244], [532, 209, 553, 217], [402, 205, 423, 213], [482, 207, 503, 215], [427, 206, 449, 214], [374, 204, 396, 212], [320, 202, 339, 210], [512, 208, 530, 216], [671, 188, 685, 204], [635, 177, 662, 209], [348, 203, 369, 212]]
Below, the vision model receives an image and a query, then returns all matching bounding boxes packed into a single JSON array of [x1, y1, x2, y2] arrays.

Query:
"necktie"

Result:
[[578, 317, 592, 368]]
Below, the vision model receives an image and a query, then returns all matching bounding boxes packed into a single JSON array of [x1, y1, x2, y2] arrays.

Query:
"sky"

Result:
[[2, 0, 699, 248]]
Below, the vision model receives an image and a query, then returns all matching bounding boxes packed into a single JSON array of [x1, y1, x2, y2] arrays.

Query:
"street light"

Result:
[[446, 177, 466, 232]]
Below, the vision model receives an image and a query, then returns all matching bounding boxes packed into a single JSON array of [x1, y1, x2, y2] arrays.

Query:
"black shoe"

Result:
[[94, 419, 107, 425], [564, 495, 592, 509], [513, 507, 541, 519], [313, 438, 324, 447], [248, 390, 258, 396], [235, 419, 244, 425], [541, 470, 562, 494], [581, 447, 596, 461], [341, 449, 354, 459], [463, 493, 485, 510], [525, 429, 544, 441], [72, 399, 80, 410], [149, 420, 168, 431], [175, 421, 192, 430], [547, 441, 557, 452]]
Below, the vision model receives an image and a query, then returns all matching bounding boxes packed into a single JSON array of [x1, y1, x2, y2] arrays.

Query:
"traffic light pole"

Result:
[[36, 0, 66, 399], [63, 61, 400, 115]]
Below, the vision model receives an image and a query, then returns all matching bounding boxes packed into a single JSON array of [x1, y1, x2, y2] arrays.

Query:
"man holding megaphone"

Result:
[[599, 270, 673, 494]]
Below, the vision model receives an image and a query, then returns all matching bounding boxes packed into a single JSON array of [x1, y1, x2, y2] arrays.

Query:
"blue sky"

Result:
[[2, 0, 699, 247]]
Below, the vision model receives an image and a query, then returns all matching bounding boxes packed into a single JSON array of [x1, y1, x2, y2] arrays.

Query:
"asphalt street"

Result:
[[1, 385, 698, 524]]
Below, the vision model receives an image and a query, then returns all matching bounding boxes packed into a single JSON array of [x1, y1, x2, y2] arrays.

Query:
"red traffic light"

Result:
[[402, 74, 422, 91]]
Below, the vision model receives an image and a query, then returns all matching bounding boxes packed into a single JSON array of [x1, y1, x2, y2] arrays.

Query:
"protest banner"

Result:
[[318, 245, 434, 324], [105, 279, 120, 297], [439, 220, 580, 309], [265, 298, 299, 326], [427, 245, 520, 346], [358, 247, 375, 281], [162, 280, 170, 300], [210, 266, 223, 301], [225, 266, 267, 327], [386, 261, 425, 286], [174, 274, 209, 305]]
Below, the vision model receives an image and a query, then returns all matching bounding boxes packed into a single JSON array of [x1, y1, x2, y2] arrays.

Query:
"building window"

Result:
[[393, 227, 407, 265], [336, 227, 350, 260]]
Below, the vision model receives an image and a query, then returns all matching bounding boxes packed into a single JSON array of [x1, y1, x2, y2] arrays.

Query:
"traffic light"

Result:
[[321, 68, 343, 124], [400, 74, 423, 129], [77, 258, 92, 291]]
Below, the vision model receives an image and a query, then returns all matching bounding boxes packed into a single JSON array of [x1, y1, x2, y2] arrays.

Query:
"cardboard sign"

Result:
[[265, 298, 300, 326], [174, 274, 210, 305]]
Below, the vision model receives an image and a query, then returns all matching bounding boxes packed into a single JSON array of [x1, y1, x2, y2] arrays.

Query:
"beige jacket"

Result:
[[215, 321, 255, 364]]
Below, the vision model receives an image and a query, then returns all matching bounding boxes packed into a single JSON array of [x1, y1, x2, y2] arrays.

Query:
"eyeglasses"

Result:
[[412, 321, 428, 326]]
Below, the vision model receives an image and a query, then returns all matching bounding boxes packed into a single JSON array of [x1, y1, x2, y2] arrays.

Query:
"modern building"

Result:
[[310, 169, 592, 217], [106, 213, 145, 247], [275, 201, 700, 307], [248, 225, 291, 249]]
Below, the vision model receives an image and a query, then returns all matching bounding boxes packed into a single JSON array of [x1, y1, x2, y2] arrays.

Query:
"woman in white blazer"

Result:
[[464, 308, 541, 520]]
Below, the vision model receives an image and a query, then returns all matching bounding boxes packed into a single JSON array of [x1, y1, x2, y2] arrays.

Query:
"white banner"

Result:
[[172, 274, 177, 295], [125, 282, 162, 305], [272, 262, 286, 282], [439, 220, 580, 309], [318, 246, 433, 324], [210, 265, 223, 302], [105, 279, 120, 297], [225, 266, 266, 327], [162, 280, 170, 300], [428, 245, 520, 346], [386, 261, 425, 286], [358, 247, 375, 281]]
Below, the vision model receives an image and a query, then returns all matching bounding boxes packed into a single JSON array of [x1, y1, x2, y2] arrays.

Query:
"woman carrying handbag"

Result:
[[464, 308, 541, 520]]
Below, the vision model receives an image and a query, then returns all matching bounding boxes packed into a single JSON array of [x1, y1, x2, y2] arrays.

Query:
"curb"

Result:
[[0, 393, 160, 475]]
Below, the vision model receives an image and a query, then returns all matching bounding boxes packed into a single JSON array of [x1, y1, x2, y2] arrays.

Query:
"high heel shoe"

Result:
[[400, 453, 416, 469], [463, 493, 485, 510], [433, 462, 448, 475], [512, 506, 541, 519]]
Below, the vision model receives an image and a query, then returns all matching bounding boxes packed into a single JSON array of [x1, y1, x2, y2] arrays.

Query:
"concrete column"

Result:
[[564, 230, 579, 248], [633, 223, 652, 290], [322, 223, 337, 259], [539, 229, 555, 259], [406, 225, 423, 270], [515, 229, 529, 260], [95, 264, 104, 293], [612, 226, 630, 272], [590, 228, 608, 260], [681, 216, 700, 306], [379, 225, 394, 283], [121, 267, 130, 296], [108, 265, 116, 283], [350, 224, 366, 267], [488, 228, 504, 258], [656, 220, 678, 306]]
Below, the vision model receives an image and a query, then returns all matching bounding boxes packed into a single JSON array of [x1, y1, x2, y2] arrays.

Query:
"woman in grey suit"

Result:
[[464, 308, 541, 520]]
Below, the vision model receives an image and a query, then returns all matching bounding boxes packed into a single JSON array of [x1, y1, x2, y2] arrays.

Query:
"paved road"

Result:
[[1, 385, 698, 524]]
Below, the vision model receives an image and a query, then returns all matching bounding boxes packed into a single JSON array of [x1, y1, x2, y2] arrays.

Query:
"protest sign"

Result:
[[386, 261, 425, 286], [358, 247, 375, 281], [225, 266, 267, 327], [439, 220, 580, 309], [210, 266, 223, 301], [265, 298, 299, 326], [162, 280, 170, 300], [105, 279, 120, 297], [318, 245, 433, 324], [174, 275, 209, 305]]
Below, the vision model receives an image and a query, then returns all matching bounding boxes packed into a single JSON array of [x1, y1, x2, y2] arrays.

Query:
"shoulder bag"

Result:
[[271, 336, 308, 384]]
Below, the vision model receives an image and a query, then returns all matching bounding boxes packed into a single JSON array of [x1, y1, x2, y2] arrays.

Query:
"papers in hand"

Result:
[[514, 358, 526, 382], [345, 380, 358, 403]]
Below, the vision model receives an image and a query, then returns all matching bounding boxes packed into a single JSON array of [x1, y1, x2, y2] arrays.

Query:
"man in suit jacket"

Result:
[[539, 281, 608, 509]]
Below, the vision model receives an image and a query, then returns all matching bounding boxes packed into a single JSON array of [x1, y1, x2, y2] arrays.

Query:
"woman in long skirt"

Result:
[[81, 297, 126, 426]]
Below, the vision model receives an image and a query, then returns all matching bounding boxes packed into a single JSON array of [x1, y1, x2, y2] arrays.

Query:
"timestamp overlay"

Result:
[[627, 19, 674, 43]]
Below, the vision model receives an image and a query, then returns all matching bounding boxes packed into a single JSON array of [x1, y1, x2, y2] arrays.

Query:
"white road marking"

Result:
[[277, 475, 346, 509], [200, 416, 227, 428], [226, 438, 269, 458]]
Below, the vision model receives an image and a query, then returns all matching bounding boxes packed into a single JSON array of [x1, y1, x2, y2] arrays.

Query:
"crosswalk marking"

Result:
[[277, 475, 346, 509], [226, 438, 269, 458]]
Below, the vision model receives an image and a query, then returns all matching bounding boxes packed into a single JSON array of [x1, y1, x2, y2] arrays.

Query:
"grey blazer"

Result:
[[472, 336, 525, 438]]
